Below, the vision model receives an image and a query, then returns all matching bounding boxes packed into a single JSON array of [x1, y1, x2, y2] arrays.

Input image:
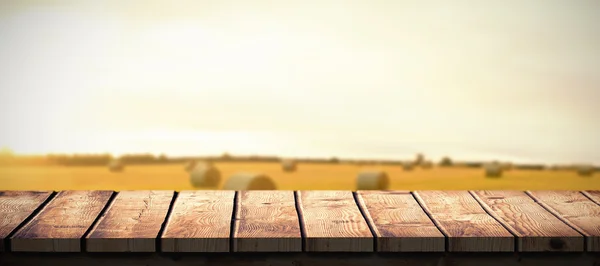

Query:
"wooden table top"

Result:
[[0, 190, 598, 253]]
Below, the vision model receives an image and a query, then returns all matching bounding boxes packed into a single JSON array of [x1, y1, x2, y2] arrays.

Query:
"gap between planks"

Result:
[[413, 190, 515, 252], [471, 191, 584, 252], [526, 191, 600, 252], [3, 190, 598, 254], [10, 190, 115, 252], [1, 191, 57, 252], [355, 190, 445, 252], [581, 191, 600, 206]]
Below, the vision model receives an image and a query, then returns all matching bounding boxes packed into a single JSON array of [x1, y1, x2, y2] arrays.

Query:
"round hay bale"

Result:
[[356, 171, 390, 190], [108, 160, 124, 172], [281, 159, 297, 172], [485, 163, 503, 178], [402, 161, 414, 171], [189, 162, 220, 188], [223, 173, 276, 190], [577, 165, 594, 177]]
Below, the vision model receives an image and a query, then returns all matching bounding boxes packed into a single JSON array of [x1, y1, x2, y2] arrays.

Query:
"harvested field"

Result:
[[0, 162, 598, 190]]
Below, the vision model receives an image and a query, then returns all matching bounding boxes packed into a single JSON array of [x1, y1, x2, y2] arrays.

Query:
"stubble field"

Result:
[[0, 162, 598, 191]]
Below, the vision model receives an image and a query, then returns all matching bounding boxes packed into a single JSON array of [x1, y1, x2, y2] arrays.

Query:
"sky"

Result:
[[0, 0, 599, 164]]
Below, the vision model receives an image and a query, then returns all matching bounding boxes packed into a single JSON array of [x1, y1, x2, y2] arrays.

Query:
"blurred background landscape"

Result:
[[1, 0, 599, 191]]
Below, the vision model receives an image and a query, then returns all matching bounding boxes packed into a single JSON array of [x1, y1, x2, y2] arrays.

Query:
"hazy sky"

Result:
[[1, 0, 599, 163]]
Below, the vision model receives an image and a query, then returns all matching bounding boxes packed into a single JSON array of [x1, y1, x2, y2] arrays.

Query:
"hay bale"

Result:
[[577, 165, 595, 177], [223, 173, 277, 190], [108, 160, 124, 172], [281, 159, 297, 172], [485, 163, 503, 178], [189, 162, 220, 188], [402, 161, 414, 171], [356, 171, 390, 190]]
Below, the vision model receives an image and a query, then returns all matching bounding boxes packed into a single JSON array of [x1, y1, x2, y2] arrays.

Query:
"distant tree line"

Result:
[[47, 154, 113, 166], [1, 150, 595, 172], [46, 153, 174, 166]]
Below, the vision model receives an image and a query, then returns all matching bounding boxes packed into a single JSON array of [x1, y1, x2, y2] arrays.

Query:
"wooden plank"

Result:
[[296, 191, 373, 252], [472, 190, 584, 252], [356, 190, 445, 252], [527, 190, 600, 252], [413, 190, 514, 252], [232, 190, 302, 252], [582, 191, 600, 206], [0, 191, 54, 252], [86, 190, 174, 252], [160, 190, 235, 252], [10, 190, 113, 252]]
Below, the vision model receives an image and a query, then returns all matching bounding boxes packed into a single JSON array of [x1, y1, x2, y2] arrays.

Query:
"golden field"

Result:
[[0, 162, 598, 191]]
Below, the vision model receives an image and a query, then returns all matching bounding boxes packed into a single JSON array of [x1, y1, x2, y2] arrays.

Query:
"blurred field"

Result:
[[0, 162, 598, 191]]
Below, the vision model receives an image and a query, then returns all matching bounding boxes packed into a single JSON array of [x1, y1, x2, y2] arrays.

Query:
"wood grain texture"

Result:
[[472, 190, 583, 252], [527, 190, 600, 252], [0, 191, 54, 252], [582, 191, 600, 206], [413, 190, 514, 252], [296, 190, 373, 252], [86, 190, 174, 252], [161, 190, 235, 252], [232, 191, 301, 252], [356, 190, 445, 252], [10, 190, 113, 252]]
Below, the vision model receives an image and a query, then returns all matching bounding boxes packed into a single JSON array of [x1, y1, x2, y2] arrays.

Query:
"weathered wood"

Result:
[[472, 190, 583, 252], [296, 191, 373, 252], [3, 189, 599, 255], [526, 190, 600, 252], [413, 190, 514, 252], [86, 190, 175, 252], [232, 190, 301, 252], [11, 190, 113, 252], [582, 191, 600, 206], [0, 191, 54, 252], [355, 190, 445, 252], [161, 190, 235, 252]]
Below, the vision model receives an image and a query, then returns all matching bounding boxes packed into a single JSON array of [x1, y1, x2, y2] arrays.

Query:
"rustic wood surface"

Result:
[[296, 190, 373, 252], [232, 190, 302, 252], [582, 191, 600, 206], [1, 190, 598, 254], [526, 190, 600, 252], [355, 190, 445, 252], [160, 190, 235, 252], [413, 190, 514, 252], [10, 190, 113, 252], [86, 190, 174, 252], [0, 191, 53, 252], [472, 190, 584, 252]]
